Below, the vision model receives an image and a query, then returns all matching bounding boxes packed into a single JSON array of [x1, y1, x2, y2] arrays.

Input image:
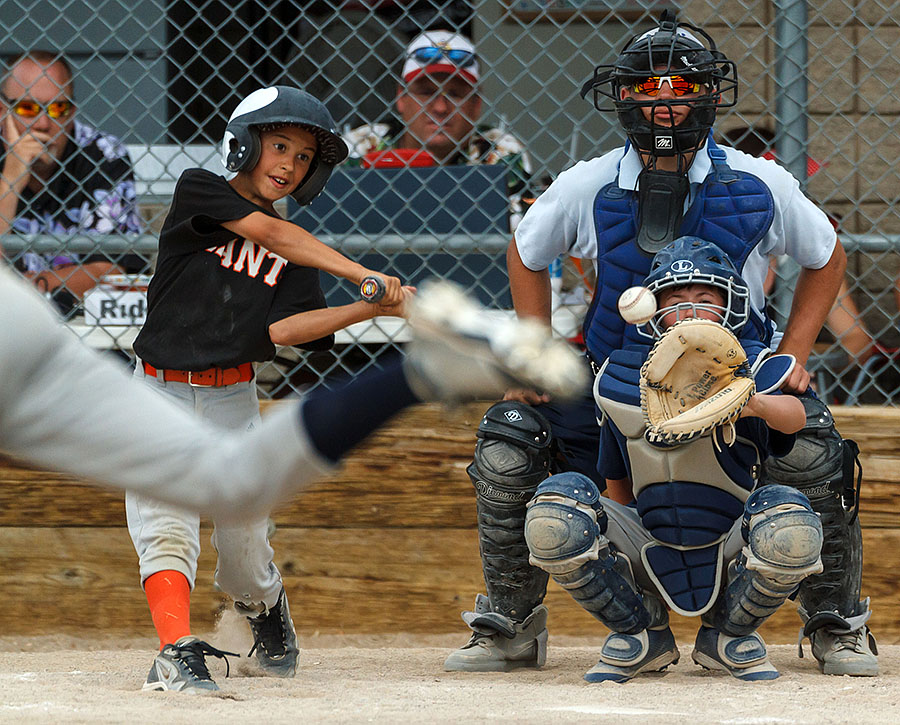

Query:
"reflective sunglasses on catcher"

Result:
[[408, 46, 477, 69], [630, 75, 705, 97], [4, 97, 74, 119]]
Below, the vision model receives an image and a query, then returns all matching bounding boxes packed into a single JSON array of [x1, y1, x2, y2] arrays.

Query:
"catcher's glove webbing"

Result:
[[640, 318, 756, 447]]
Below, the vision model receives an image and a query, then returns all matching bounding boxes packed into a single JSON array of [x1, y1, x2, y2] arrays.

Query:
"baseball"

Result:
[[617, 286, 657, 324]]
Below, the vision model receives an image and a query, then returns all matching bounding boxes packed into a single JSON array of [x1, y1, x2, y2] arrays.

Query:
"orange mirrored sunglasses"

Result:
[[7, 98, 74, 119], [631, 75, 704, 97]]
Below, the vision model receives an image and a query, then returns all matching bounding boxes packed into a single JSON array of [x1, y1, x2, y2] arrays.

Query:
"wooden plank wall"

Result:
[[1, 403, 898, 644]]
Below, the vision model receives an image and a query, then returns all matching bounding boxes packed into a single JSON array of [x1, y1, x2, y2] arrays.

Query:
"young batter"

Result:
[[128, 86, 408, 693]]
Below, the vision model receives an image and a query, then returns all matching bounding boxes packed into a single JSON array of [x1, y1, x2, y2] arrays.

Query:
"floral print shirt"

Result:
[[4, 119, 143, 273]]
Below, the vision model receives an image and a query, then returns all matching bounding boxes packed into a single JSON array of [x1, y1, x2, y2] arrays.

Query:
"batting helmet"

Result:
[[221, 86, 349, 205], [640, 236, 751, 338], [580, 9, 737, 160]]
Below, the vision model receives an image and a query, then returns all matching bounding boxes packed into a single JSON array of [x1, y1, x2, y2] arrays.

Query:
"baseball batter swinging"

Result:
[[127, 85, 416, 693]]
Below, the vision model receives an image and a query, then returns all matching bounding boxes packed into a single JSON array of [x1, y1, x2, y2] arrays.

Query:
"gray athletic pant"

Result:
[[125, 362, 284, 610]]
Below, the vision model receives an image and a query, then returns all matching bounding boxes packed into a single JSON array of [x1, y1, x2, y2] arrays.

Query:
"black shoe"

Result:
[[242, 589, 299, 677], [142, 636, 238, 693]]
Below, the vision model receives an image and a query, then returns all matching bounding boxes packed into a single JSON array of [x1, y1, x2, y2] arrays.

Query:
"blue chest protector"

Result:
[[583, 135, 775, 364], [595, 339, 774, 615]]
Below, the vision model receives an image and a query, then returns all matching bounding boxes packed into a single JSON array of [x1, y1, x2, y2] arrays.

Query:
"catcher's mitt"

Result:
[[640, 318, 756, 446]]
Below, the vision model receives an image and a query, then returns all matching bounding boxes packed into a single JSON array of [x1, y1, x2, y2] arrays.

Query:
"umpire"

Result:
[[444, 10, 877, 678]]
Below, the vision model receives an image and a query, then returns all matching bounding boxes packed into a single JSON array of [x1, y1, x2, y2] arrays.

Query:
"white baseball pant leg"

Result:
[[126, 362, 284, 609]]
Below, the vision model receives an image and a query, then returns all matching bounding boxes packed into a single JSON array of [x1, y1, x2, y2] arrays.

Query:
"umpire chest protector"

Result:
[[596, 342, 769, 616], [583, 135, 774, 364]]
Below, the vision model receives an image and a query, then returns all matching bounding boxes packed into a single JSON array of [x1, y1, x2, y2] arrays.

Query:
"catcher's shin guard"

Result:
[[761, 395, 867, 621], [706, 485, 823, 636], [467, 402, 554, 621], [524, 472, 652, 633]]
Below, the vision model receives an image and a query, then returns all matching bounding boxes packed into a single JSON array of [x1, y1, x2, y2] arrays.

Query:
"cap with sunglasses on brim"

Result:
[[401, 30, 479, 86]]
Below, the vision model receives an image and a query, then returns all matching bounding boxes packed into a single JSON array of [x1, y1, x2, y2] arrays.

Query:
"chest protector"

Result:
[[583, 135, 774, 365], [596, 340, 770, 616]]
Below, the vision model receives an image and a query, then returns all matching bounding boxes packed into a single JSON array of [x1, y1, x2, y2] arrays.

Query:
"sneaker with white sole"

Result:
[[691, 626, 779, 681], [443, 597, 548, 672], [142, 636, 238, 693], [797, 604, 879, 676], [584, 627, 680, 683], [805, 625, 879, 676], [404, 279, 589, 403]]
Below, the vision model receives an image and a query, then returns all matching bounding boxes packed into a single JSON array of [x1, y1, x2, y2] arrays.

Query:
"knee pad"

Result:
[[763, 396, 844, 503], [524, 472, 607, 575], [468, 402, 554, 619], [468, 401, 554, 508], [525, 472, 650, 633], [742, 485, 823, 580]]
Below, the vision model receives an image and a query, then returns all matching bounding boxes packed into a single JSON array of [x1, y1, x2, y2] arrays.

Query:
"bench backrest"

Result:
[[126, 144, 223, 201]]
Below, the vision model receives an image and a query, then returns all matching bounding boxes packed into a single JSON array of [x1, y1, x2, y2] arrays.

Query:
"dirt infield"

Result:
[[2, 613, 899, 725]]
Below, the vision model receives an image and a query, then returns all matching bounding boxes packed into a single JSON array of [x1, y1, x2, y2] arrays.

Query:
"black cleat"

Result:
[[142, 636, 238, 693], [242, 588, 299, 677]]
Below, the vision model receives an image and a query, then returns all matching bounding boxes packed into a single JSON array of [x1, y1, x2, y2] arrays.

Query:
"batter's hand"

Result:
[[503, 387, 551, 405], [371, 285, 416, 318], [780, 360, 812, 393], [360, 271, 403, 307]]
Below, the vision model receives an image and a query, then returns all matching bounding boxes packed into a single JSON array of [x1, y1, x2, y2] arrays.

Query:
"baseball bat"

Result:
[[359, 275, 386, 303]]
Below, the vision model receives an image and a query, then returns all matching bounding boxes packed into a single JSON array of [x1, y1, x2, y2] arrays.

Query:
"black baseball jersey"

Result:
[[134, 169, 332, 370]]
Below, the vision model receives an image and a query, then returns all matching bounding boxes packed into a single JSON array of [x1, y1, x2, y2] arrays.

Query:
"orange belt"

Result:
[[142, 361, 254, 387]]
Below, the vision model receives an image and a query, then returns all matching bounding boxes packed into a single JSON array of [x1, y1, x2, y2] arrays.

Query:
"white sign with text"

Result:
[[83, 288, 148, 326]]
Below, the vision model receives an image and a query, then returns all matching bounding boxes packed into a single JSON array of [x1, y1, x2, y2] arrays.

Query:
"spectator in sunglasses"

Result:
[[343, 30, 532, 223], [0, 51, 143, 317]]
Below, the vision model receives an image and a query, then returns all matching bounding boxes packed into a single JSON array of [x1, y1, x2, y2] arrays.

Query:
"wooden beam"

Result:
[[1, 526, 898, 643], [2, 404, 899, 527], [2, 403, 899, 640]]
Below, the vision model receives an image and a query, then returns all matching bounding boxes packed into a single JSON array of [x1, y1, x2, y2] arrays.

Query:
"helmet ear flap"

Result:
[[291, 156, 333, 206], [222, 126, 261, 173]]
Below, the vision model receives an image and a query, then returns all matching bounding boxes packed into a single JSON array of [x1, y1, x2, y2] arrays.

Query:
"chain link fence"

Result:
[[1, 0, 898, 403]]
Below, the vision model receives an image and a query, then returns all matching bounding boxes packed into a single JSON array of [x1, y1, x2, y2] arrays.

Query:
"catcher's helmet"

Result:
[[640, 236, 750, 337], [221, 86, 349, 205], [580, 9, 737, 161]]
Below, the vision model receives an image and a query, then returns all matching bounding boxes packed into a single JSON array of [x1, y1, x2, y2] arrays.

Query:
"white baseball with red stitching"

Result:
[[617, 286, 657, 324]]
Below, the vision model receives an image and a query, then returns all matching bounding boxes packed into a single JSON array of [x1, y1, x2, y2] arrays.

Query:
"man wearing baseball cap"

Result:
[[343, 29, 531, 200], [394, 29, 481, 163]]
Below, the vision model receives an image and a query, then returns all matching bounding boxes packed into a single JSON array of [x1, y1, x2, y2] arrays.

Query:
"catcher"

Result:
[[523, 237, 821, 682]]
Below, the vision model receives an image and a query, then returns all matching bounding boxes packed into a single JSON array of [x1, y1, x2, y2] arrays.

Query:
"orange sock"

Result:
[[144, 570, 192, 650]]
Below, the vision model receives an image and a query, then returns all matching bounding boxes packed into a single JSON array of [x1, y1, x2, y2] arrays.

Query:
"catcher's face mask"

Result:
[[655, 283, 728, 330], [642, 275, 750, 339], [639, 236, 752, 339], [580, 9, 737, 163]]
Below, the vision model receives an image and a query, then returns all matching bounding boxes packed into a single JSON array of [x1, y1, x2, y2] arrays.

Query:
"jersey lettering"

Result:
[[209, 238, 236, 267], [206, 238, 288, 287], [233, 240, 269, 277], [262, 256, 289, 287]]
